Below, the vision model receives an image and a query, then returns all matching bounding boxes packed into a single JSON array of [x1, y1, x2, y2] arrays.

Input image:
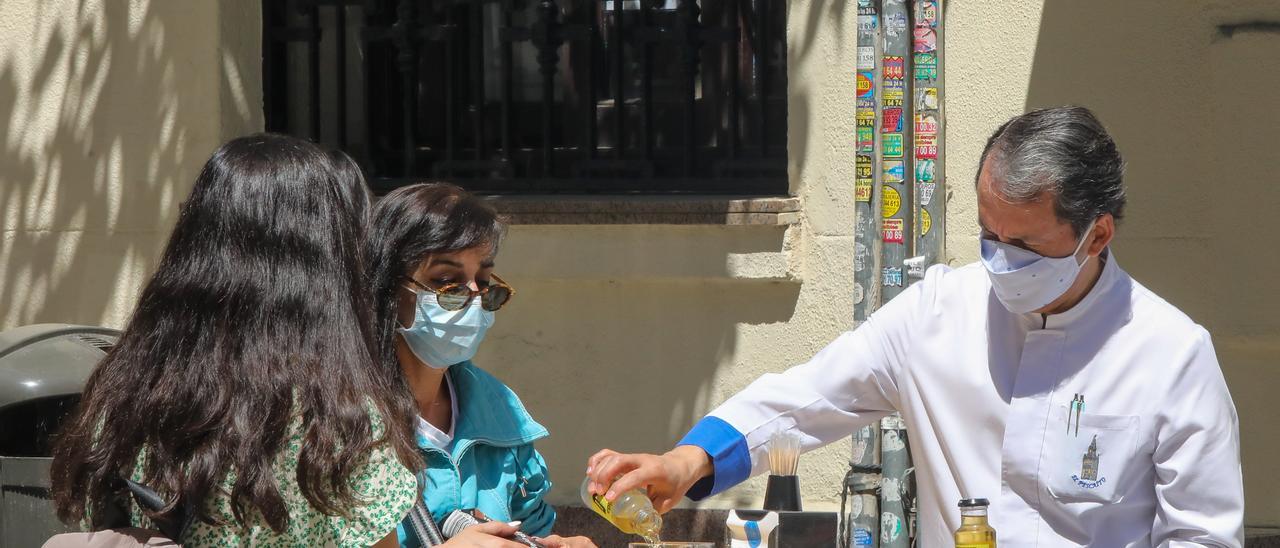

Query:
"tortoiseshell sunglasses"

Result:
[[403, 274, 515, 312]]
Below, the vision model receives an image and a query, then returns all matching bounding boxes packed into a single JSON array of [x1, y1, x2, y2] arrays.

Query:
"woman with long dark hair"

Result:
[[366, 183, 594, 548], [50, 136, 523, 547]]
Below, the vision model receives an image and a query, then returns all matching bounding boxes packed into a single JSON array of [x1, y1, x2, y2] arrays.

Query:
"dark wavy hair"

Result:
[[365, 183, 506, 380], [51, 134, 421, 532]]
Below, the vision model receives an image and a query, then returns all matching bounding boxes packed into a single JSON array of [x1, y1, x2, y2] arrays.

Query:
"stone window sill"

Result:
[[482, 195, 800, 226]]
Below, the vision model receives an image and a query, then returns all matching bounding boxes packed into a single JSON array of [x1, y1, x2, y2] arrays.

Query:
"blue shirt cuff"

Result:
[[677, 416, 750, 501]]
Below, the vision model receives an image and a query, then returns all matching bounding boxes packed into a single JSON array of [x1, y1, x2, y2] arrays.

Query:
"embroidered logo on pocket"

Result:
[[1070, 435, 1106, 489]]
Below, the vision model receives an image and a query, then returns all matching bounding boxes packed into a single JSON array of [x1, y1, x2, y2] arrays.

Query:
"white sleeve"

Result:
[[1151, 328, 1244, 547], [705, 276, 919, 479]]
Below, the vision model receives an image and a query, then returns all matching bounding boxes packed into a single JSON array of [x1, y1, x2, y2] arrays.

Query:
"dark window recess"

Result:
[[262, 0, 787, 195]]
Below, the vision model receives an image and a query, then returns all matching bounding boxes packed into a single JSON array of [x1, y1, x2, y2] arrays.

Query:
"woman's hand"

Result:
[[585, 445, 714, 514], [536, 535, 598, 548], [440, 521, 528, 547]]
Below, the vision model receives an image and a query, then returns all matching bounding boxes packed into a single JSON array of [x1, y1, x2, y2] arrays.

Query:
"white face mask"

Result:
[[398, 291, 495, 369], [980, 220, 1096, 314]]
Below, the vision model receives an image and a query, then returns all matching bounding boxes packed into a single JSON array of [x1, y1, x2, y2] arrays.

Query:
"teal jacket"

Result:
[[397, 362, 554, 547]]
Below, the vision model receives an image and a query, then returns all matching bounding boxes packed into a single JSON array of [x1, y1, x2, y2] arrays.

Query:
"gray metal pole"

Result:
[[850, 6, 883, 544], [878, 0, 912, 303], [854, 0, 882, 322], [879, 415, 913, 548], [846, 424, 881, 548], [910, 0, 944, 284]]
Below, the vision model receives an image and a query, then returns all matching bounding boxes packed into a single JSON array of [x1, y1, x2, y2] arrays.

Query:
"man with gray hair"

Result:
[[587, 107, 1244, 546]]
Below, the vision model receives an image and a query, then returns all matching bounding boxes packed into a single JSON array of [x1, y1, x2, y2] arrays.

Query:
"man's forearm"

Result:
[[665, 445, 714, 486]]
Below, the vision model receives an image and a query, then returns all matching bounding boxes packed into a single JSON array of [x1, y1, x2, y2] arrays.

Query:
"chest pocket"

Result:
[[1045, 405, 1140, 504]]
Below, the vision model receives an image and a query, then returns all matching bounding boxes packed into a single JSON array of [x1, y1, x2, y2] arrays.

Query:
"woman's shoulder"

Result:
[[177, 412, 418, 547], [450, 362, 549, 446]]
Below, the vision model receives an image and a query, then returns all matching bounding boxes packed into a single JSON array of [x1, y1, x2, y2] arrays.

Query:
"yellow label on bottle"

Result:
[[589, 494, 614, 518], [956, 544, 994, 548]]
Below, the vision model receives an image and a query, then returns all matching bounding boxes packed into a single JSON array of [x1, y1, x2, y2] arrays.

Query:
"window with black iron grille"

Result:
[[262, 0, 787, 194]]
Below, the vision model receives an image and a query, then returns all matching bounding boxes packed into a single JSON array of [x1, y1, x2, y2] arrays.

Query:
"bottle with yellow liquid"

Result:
[[954, 498, 997, 548], [579, 478, 663, 543]]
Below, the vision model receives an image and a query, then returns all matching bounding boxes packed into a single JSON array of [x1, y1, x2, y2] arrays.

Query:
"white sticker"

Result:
[[854, 242, 869, 272], [882, 429, 905, 452], [881, 477, 902, 502], [857, 46, 876, 70], [905, 256, 927, 279], [881, 512, 904, 542], [918, 181, 936, 206], [851, 495, 865, 519], [884, 12, 908, 37], [853, 283, 865, 305], [881, 414, 907, 429], [858, 14, 876, 32]]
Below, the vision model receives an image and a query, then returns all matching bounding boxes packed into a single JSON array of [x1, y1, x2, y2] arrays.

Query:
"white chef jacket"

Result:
[[678, 254, 1243, 547]]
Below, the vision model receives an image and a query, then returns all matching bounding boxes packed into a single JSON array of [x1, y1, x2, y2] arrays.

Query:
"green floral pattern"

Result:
[[130, 413, 416, 547]]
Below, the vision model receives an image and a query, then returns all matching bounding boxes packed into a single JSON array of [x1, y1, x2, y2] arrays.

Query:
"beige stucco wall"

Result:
[[1, 0, 1276, 529], [942, 0, 1280, 525], [0, 0, 261, 330]]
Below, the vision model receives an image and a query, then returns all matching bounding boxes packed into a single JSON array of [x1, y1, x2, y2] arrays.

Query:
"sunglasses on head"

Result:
[[403, 274, 515, 312]]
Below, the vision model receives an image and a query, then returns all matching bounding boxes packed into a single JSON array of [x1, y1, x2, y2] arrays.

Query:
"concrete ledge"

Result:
[[1249, 528, 1280, 547], [484, 195, 801, 226], [499, 224, 802, 282]]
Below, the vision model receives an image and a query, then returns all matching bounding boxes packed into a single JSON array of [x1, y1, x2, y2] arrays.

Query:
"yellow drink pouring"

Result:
[[954, 498, 997, 547], [580, 478, 664, 543]]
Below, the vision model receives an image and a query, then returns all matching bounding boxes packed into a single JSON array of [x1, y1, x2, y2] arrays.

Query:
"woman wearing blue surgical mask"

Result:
[[366, 183, 595, 548]]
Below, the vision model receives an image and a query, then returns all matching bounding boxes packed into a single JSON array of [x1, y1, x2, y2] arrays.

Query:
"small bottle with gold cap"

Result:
[[954, 498, 996, 548]]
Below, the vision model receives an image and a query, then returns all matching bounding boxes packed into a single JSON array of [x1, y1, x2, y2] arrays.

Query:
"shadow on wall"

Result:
[[786, 0, 854, 199], [1024, 0, 1280, 525], [0, 1, 257, 330], [479, 277, 802, 509]]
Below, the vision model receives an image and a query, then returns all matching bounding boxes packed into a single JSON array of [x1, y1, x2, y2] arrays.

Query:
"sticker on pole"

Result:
[[916, 158, 936, 183], [856, 156, 873, 203], [858, 126, 874, 153], [881, 512, 905, 543], [906, 256, 927, 278], [914, 52, 938, 80], [917, 87, 940, 110], [883, 219, 904, 243], [882, 186, 902, 218], [916, 0, 939, 27], [918, 181, 937, 206], [884, 56, 906, 80], [853, 528, 873, 546], [883, 160, 905, 184], [855, 242, 869, 272], [882, 107, 904, 133], [913, 27, 937, 53], [882, 266, 904, 287], [858, 46, 876, 70], [915, 132, 938, 159], [915, 113, 939, 135], [921, 208, 933, 236], [884, 87, 904, 109], [858, 8, 876, 31], [857, 72, 874, 98], [884, 11, 908, 37], [884, 134, 904, 158], [858, 104, 875, 128]]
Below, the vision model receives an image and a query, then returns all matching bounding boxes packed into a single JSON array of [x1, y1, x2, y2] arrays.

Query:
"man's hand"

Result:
[[440, 521, 528, 547], [585, 445, 713, 513], [536, 535, 598, 548]]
